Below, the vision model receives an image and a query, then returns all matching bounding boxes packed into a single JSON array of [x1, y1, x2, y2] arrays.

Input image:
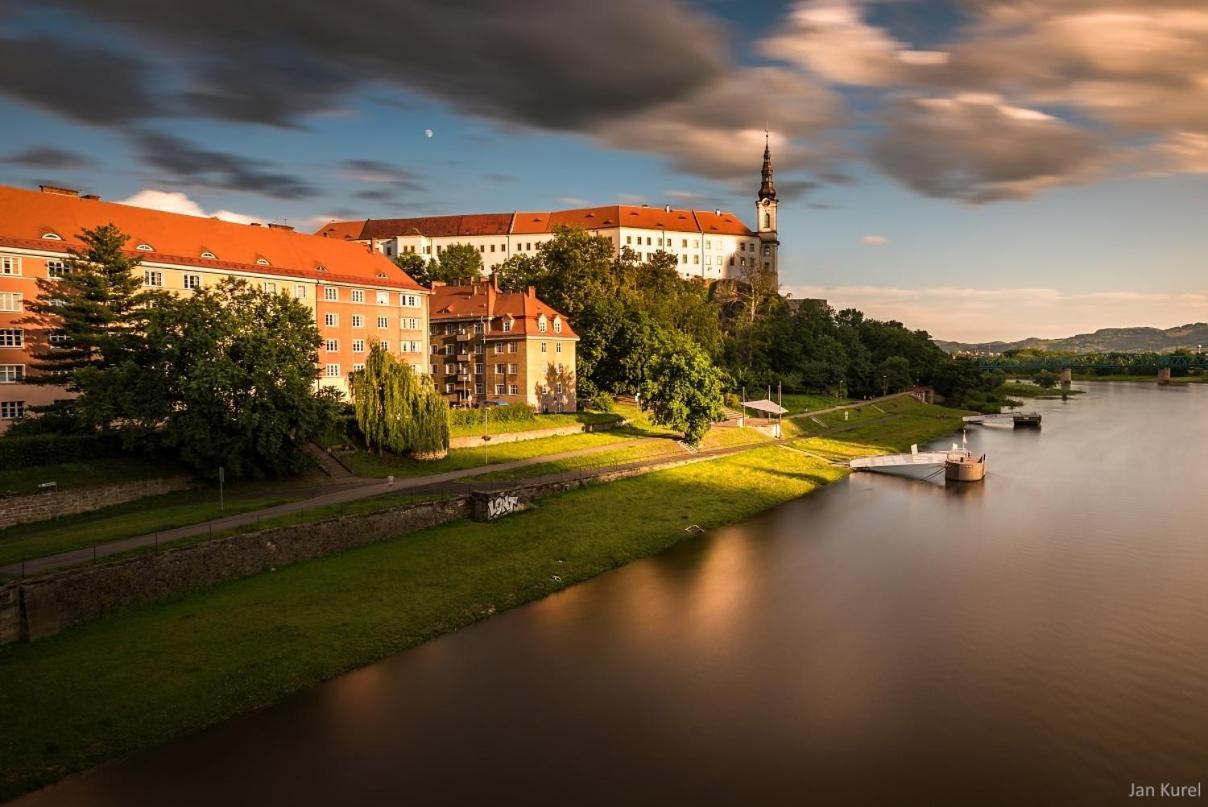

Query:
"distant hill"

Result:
[[936, 323, 1208, 355]]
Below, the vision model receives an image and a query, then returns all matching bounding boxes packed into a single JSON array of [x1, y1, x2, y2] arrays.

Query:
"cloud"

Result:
[[131, 130, 317, 199], [0, 35, 158, 124], [118, 189, 258, 224], [861, 234, 888, 246], [557, 197, 589, 206], [761, 0, 919, 85], [0, 146, 92, 169], [783, 284, 1208, 342], [870, 94, 1111, 202]]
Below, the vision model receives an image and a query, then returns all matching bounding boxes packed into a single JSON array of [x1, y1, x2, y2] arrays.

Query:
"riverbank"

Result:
[[0, 399, 965, 801]]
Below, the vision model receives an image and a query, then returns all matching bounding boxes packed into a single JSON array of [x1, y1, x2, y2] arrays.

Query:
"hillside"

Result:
[[936, 323, 1208, 355]]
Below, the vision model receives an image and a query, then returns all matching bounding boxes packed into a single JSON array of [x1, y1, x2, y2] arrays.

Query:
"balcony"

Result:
[[455, 333, 472, 342], [456, 353, 470, 362]]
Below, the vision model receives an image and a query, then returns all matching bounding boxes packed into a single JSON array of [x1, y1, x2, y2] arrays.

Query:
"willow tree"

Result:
[[349, 343, 448, 459]]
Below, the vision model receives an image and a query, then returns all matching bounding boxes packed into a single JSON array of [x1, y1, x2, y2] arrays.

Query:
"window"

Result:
[[324, 339, 338, 352], [136, 243, 154, 252], [353, 363, 365, 373], [494, 363, 506, 374], [403, 317, 418, 330], [143, 270, 163, 287], [763, 213, 771, 229], [475, 362, 484, 374], [693, 255, 699, 264], [324, 286, 339, 301], [352, 340, 365, 353], [763, 245, 771, 256], [262, 281, 277, 294], [1, 329, 24, 348], [508, 363, 518, 374], [475, 383, 484, 395], [444, 344, 454, 356], [41, 232, 61, 241], [0, 365, 24, 383], [0, 401, 25, 419], [351, 289, 365, 303], [294, 284, 306, 299], [555, 382, 564, 394], [0, 293, 21, 312], [444, 363, 456, 374], [495, 384, 505, 395], [183, 274, 201, 290], [401, 294, 418, 307], [473, 321, 484, 335], [681, 255, 688, 264], [49, 331, 68, 345], [705, 256, 712, 266], [1, 256, 21, 275], [431, 364, 438, 374], [502, 319, 513, 333], [553, 318, 562, 334], [509, 384, 519, 396], [46, 260, 66, 278], [401, 341, 420, 353], [507, 342, 517, 354], [556, 343, 563, 353], [538, 317, 547, 333], [376, 291, 389, 305], [541, 342, 547, 353], [377, 316, 389, 329], [352, 315, 363, 328], [257, 258, 271, 266], [324, 313, 337, 327], [473, 343, 483, 354], [681, 239, 688, 248], [493, 343, 503, 354], [324, 364, 341, 378], [200, 251, 216, 260]]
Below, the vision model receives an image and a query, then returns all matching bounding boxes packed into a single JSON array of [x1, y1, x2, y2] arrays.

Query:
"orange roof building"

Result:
[[0, 184, 431, 429], [317, 144, 781, 284], [426, 279, 577, 411]]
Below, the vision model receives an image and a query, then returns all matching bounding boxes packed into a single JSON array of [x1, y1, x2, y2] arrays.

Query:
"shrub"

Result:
[[448, 402, 537, 427], [587, 393, 614, 413], [0, 433, 124, 469]]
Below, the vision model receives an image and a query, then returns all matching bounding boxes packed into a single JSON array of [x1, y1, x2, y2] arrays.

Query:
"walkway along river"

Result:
[[16, 383, 1208, 807]]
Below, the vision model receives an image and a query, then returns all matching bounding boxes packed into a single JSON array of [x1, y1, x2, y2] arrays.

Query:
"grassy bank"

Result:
[[0, 399, 964, 800], [999, 381, 1084, 399], [1071, 373, 1208, 383], [448, 409, 621, 439], [0, 456, 180, 497]]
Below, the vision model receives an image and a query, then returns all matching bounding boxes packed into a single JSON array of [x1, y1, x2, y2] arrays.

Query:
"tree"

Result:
[[640, 329, 726, 446], [1034, 369, 1058, 388], [393, 253, 431, 286], [139, 277, 332, 478], [494, 253, 545, 292], [21, 224, 155, 420], [430, 243, 483, 284], [349, 342, 449, 459], [876, 355, 914, 394]]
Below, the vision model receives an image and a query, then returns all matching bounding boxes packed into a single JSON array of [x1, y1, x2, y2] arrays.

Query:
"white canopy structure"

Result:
[[740, 399, 788, 416]]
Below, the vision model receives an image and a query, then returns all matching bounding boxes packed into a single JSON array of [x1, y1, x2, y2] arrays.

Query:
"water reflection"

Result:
[[15, 383, 1208, 807]]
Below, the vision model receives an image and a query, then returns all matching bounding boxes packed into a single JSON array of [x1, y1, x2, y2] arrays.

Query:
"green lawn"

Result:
[[0, 456, 181, 497], [778, 393, 848, 413], [0, 489, 293, 569], [449, 410, 621, 439], [0, 397, 965, 800]]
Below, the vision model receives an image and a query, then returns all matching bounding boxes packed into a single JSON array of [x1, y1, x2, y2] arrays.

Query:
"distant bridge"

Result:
[[971, 353, 1207, 373]]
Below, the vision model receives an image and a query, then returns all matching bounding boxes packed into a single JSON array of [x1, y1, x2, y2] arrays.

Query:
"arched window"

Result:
[[763, 212, 771, 229], [41, 232, 62, 240], [136, 243, 154, 252], [256, 258, 270, 266], [200, 251, 216, 260]]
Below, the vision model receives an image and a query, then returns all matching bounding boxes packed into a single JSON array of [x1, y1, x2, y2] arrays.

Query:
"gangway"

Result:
[[849, 442, 986, 482], [962, 412, 1041, 427]]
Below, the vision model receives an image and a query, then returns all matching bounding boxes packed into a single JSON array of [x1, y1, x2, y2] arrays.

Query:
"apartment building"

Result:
[[316, 142, 780, 283], [427, 279, 577, 411], [0, 184, 429, 431]]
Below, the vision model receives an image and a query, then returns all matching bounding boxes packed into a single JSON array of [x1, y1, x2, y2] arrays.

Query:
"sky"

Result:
[[1, 0, 1206, 342]]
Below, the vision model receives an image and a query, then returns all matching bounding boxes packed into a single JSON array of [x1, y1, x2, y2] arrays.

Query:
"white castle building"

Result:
[[317, 141, 781, 284]]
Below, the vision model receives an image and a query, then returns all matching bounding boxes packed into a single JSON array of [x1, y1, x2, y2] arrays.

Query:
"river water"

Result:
[[17, 383, 1208, 807]]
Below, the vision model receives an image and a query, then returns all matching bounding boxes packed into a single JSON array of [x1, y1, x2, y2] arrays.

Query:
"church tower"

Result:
[[756, 133, 779, 283]]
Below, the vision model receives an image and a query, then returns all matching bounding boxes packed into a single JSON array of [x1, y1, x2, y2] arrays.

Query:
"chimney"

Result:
[[266, 223, 294, 231], [664, 204, 671, 212], [526, 285, 536, 299], [39, 185, 79, 197], [714, 208, 721, 215]]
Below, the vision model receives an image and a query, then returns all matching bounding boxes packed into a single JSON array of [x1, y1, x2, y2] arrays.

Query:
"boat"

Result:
[[944, 449, 986, 482]]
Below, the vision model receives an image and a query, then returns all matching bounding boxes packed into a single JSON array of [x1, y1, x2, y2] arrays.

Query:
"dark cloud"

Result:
[[0, 146, 92, 169], [339, 160, 424, 191], [870, 96, 1111, 202], [0, 35, 157, 124], [32, 0, 726, 129], [132, 130, 317, 199], [775, 179, 822, 200]]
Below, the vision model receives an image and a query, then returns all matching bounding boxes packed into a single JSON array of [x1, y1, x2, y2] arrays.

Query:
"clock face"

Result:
[[761, 199, 771, 207]]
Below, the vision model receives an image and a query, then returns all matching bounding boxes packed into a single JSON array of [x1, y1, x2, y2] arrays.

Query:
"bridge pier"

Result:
[[1158, 367, 1172, 385], [1060, 367, 1072, 390]]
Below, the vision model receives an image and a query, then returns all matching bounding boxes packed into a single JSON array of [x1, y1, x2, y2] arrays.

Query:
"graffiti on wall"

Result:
[[486, 494, 521, 520]]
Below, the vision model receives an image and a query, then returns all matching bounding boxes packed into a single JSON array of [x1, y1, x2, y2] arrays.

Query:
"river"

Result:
[[16, 383, 1208, 806]]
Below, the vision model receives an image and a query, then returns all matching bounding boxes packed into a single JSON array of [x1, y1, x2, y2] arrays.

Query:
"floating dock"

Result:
[[850, 445, 986, 482], [962, 412, 1041, 427]]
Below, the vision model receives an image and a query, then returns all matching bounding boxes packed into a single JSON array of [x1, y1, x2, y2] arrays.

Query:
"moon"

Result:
[[424, 129, 434, 139]]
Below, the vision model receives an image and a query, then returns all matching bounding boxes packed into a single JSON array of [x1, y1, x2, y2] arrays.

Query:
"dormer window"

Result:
[[41, 232, 62, 240], [501, 317, 513, 333], [136, 243, 154, 252], [553, 317, 562, 334], [200, 251, 216, 260], [315, 264, 328, 273], [537, 315, 547, 333], [256, 258, 270, 266]]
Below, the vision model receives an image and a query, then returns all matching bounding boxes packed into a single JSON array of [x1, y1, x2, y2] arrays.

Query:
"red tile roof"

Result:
[[429, 281, 577, 339], [319, 205, 754, 239], [0, 185, 425, 290]]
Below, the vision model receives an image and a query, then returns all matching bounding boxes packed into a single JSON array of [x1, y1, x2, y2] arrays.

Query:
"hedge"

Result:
[[448, 402, 536, 428], [0, 433, 124, 469]]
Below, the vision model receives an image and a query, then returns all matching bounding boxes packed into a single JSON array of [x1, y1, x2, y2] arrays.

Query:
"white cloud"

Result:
[[861, 234, 888, 246], [783, 284, 1208, 342], [118, 189, 258, 224]]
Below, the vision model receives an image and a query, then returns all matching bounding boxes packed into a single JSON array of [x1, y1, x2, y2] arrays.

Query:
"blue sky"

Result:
[[1, 0, 1206, 341]]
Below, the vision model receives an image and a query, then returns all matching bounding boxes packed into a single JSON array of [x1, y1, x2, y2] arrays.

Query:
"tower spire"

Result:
[[759, 131, 777, 202]]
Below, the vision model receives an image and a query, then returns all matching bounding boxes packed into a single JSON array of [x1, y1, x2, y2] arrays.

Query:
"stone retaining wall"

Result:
[[0, 476, 195, 530], [448, 418, 623, 450], [6, 497, 470, 643]]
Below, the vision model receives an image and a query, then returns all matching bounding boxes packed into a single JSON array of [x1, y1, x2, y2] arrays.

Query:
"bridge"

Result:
[[970, 352, 1207, 385]]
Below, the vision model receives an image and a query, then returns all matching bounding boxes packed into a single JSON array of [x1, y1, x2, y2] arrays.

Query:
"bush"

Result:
[[587, 393, 615, 413], [448, 402, 537, 427], [0, 433, 124, 469]]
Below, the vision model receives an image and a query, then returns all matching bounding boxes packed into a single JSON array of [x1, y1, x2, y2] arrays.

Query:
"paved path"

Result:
[[1, 437, 664, 578]]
